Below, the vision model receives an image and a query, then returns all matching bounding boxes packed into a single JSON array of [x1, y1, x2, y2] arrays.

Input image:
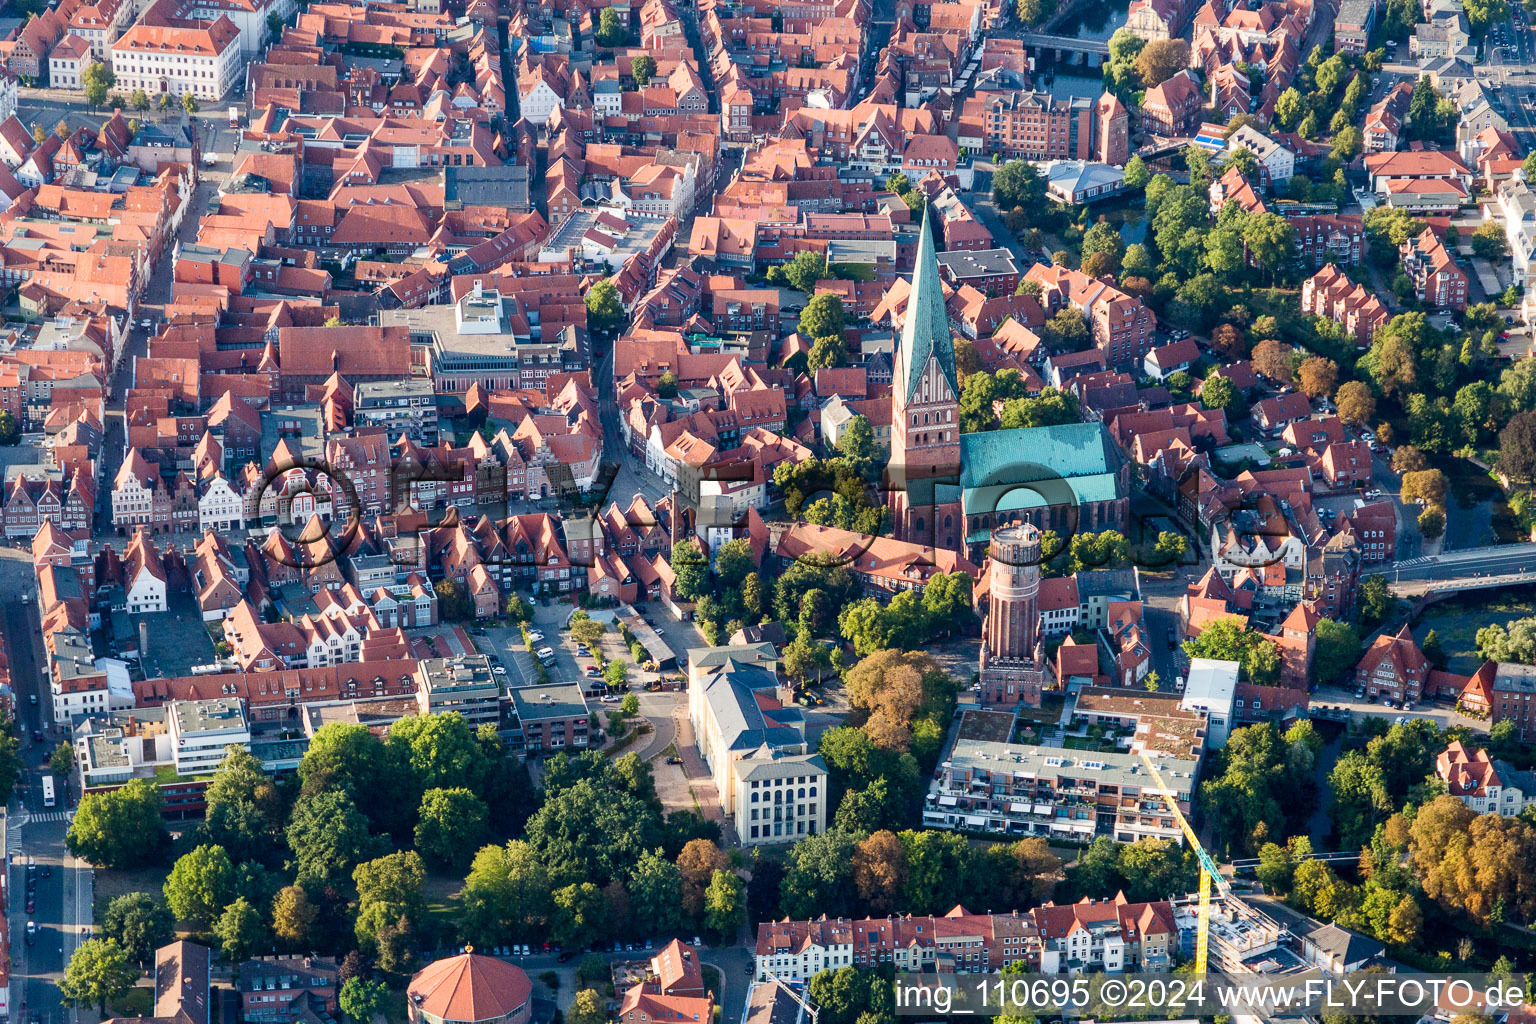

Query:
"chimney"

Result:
[[139, 619, 149, 656]]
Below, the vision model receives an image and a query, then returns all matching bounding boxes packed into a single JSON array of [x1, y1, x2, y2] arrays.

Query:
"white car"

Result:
[[492, 666, 507, 677], [527, 631, 544, 642], [536, 647, 555, 659]]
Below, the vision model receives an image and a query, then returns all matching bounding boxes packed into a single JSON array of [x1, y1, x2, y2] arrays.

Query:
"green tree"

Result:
[[1331, 125, 1363, 162], [1358, 574, 1395, 630], [214, 896, 266, 963], [656, 371, 679, 399], [1473, 222, 1510, 261], [595, 6, 628, 43], [203, 745, 282, 861], [807, 333, 848, 371], [181, 92, 198, 114], [339, 977, 389, 1024], [1274, 87, 1306, 130], [703, 868, 745, 939], [1200, 374, 1240, 413], [628, 848, 683, 934], [670, 540, 708, 600], [354, 850, 426, 951], [783, 251, 831, 293], [0, 411, 18, 446], [551, 882, 606, 950], [388, 711, 489, 793], [1418, 505, 1447, 540], [131, 89, 150, 112], [101, 893, 174, 967], [798, 293, 846, 340], [992, 159, 1045, 210], [460, 840, 553, 945], [605, 658, 629, 689], [584, 279, 626, 334], [58, 939, 138, 1013], [164, 844, 237, 928], [286, 789, 381, 890], [1182, 616, 1280, 684], [1501, 410, 1536, 481], [1123, 154, 1149, 190], [631, 54, 657, 86], [1330, 750, 1394, 848], [415, 787, 490, 871], [1312, 619, 1362, 687], [82, 62, 114, 109], [67, 778, 166, 868]]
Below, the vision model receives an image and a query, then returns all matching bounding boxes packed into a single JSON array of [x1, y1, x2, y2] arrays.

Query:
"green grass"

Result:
[[109, 985, 153, 1017], [423, 874, 463, 943], [93, 864, 172, 924]]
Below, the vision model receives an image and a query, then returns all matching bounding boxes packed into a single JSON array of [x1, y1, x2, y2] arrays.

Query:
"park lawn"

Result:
[[423, 873, 463, 939], [93, 864, 172, 924]]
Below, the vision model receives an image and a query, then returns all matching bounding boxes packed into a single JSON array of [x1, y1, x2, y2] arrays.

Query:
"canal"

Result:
[[1033, 0, 1132, 99]]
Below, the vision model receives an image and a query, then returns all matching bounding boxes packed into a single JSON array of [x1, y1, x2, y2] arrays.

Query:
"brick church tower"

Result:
[[888, 208, 962, 552], [979, 523, 1047, 707]]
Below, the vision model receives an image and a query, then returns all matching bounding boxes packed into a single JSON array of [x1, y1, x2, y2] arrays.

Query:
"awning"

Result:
[[938, 795, 958, 806], [965, 815, 986, 827], [1010, 802, 1028, 812]]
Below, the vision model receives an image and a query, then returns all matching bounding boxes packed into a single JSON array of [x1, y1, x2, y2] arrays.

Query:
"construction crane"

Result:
[[1138, 751, 1231, 976], [757, 967, 820, 1024]]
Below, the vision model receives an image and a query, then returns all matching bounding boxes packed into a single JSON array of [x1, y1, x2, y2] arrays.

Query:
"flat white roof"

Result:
[[1180, 657, 1239, 711]]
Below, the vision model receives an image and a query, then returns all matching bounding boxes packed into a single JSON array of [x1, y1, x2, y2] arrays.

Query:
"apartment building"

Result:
[[1495, 175, 1536, 292], [754, 896, 1178, 982], [754, 908, 1039, 981], [1034, 896, 1177, 973], [1462, 661, 1536, 737], [509, 683, 589, 755], [962, 90, 1095, 161], [1139, 70, 1202, 136], [1399, 228, 1469, 309], [922, 732, 1197, 844], [355, 379, 439, 444], [1023, 264, 1157, 368], [168, 697, 251, 776], [415, 655, 499, 726]]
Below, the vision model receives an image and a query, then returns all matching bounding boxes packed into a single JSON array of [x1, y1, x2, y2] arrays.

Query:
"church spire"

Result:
[[900, 207, 958, 403]]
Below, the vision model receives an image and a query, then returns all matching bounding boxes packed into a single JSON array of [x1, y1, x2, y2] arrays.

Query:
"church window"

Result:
[[916, 517, 925, 532], [944, 515, 952, 528]]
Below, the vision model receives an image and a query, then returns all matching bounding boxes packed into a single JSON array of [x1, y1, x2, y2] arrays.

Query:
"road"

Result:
[[0, 551, 90, 1024], [1384, 542, 1536, 583]]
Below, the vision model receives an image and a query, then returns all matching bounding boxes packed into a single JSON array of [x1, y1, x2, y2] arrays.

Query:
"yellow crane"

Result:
[[1138, 751, 1232, 975]]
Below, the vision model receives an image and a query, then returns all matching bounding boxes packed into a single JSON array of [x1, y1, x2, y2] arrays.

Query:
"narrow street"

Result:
[[0, 548, 90, 1024]]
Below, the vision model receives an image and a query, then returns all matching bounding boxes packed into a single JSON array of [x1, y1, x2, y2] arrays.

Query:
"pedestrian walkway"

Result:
[[24, 812, 72, 824]]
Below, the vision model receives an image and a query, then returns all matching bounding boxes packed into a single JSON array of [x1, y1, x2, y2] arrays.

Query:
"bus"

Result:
[[40, 775, 54, 809]]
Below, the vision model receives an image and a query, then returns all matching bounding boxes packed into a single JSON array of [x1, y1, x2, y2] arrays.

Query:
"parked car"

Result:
[[536, 647, 555, 659], [584, 667, 602, 678], [665, 756, 681, 764], [527, 631, 545, 642]]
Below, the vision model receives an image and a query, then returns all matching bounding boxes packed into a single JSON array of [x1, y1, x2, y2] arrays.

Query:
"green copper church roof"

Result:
[[959, 421, 1124, 514], [900, 209, 959, 403]]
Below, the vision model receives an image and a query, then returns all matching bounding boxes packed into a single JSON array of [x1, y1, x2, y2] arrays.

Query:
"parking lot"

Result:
[[1309, 685, 1486, 731]]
